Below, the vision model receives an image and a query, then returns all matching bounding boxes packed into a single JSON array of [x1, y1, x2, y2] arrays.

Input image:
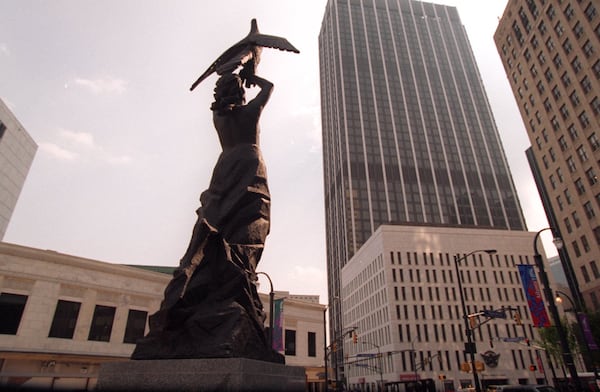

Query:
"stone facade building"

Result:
[[495, 0, 600, 311], [0, 242, 326, 390]]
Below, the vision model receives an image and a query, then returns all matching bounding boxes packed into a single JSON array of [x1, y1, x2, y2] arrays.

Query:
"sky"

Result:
[[1, 0, 554, 304]]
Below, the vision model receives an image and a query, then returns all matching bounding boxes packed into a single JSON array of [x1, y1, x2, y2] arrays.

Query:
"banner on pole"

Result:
[[272, 298, 284, 352], [577, 312, 599, 350], [517, 264, 551, 327]]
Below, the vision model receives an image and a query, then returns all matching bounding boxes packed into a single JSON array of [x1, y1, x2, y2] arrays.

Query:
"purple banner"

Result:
[[577, 312, 599, 350], [517, 264, 551, 327], [272, 298, 284, 352]]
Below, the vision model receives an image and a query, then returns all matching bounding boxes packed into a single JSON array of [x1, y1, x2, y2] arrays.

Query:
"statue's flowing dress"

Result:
[[132, 77, 280, 362]]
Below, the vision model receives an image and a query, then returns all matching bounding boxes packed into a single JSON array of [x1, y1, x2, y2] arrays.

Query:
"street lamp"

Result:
[[256, 272, 275, 349], [533, 228, 582, 390], [454, 249, 497, 392], [555, 290, 576, 312], [361, 341, 384, 391], [330, 296, 342, 391], [555, 290, 596, 374], [411, 338, 418, 382], [323, 305, 329, 392], [322, 302, 343, 392]]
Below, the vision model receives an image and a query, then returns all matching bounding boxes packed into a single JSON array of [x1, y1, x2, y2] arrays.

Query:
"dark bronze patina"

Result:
[[132, 19, 298, 363]]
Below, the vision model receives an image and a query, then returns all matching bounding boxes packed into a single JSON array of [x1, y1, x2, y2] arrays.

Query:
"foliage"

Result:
[[584, 311, 600, 369], [536, 325, 564, 368], [536, 311, 600, 371]]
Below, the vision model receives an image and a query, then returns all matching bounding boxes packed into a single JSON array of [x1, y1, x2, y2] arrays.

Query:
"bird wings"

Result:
[[190, 19, 300, 91]]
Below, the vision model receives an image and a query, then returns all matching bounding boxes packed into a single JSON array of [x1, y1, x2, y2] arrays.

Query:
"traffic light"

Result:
[[439, 374, 446, 380], [352, 332, 358, 344], [514, 312, 522, 325], [529, 365, 537, 371], [474, 361, 485, 372], [468, 315, 477, 329]]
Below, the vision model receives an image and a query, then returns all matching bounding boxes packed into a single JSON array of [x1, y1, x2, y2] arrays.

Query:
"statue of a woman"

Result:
[[132, 72, 282, 363], [181, 72, 273, 277]]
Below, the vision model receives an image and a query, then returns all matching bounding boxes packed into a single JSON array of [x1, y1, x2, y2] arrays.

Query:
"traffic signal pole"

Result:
[[454, 250, 497, 392]]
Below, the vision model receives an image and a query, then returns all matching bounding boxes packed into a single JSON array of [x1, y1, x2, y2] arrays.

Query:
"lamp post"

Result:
[[533, 228, 581, 390], [330, 296, 341, 391], [323, 306, 328, 391], [256, 272, 274, 349], [361, 341, 384, 391], [555, 290, 577, 313], [454, 249, 497, 392], [411, 339, 418, 382], [555, 290, 596, 374]]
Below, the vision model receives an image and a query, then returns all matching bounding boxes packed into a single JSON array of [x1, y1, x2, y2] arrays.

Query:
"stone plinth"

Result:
[[97, 358, 306, 392]]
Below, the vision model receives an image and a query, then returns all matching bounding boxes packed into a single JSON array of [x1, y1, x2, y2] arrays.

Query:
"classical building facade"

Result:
[[494, 0, 600, 311], [319, 0, 531, 387], [0, 242, 326, 391], [0, 99, 37, 240]]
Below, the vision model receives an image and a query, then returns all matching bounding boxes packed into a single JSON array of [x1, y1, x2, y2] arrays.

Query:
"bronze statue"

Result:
[[131, 19, 298, 363]]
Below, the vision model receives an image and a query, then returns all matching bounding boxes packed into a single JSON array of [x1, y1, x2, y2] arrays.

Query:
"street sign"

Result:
[[501, 337, 526, 343], [482, 309, 507, 319], [399, 374, 419, 381]]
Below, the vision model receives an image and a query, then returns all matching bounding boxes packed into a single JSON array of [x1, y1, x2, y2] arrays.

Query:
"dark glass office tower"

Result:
[[319, 0, 527, 359]]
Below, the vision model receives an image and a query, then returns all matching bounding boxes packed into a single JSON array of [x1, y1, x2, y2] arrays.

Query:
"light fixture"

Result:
[[552, 237, 564, 249], [555, 292, 563, 304]]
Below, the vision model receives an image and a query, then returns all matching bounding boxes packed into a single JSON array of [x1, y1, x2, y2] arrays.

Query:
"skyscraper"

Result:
[[319, 0, 538, 388], [0, 99, 37, 240], [494, 0, 600, 311], [319, 0, 526, 333]]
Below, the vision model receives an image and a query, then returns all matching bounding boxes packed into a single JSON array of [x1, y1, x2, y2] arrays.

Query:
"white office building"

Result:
[[341, 225, 564, 391]]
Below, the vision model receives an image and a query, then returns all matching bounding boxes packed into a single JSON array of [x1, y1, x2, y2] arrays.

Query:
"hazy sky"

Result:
[[1, 0, 552, 303]]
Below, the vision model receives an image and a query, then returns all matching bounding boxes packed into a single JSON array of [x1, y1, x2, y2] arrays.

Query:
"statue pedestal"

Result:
[[97, 358, 306, 392]]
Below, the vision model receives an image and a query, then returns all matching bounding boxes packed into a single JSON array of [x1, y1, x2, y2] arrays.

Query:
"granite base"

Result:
[[97, 358, 306, 392]]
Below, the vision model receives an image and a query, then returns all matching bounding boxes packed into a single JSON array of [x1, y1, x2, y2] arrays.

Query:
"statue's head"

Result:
[[211, 73, 245, 114]]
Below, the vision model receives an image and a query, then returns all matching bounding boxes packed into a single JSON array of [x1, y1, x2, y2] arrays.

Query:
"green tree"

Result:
[[537, 311, 600, 374], [537, 324, 564, 370]]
